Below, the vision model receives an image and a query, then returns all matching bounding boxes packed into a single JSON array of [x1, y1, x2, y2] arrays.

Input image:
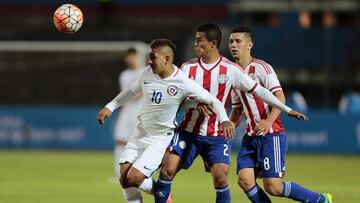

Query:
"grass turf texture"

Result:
[[0, 150, 359, 202]]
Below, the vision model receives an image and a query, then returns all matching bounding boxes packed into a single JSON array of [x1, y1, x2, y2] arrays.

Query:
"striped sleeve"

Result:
[[257, 63, 282, 93]]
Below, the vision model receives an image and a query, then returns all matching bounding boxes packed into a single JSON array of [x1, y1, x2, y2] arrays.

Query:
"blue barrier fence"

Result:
[[1, 106, 360, 153], [0, 106, 114, 149]]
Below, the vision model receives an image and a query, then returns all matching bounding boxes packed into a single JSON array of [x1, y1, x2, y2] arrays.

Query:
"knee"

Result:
[[237, 175, 253, 191], [212, 170, 229, 187], [214, 175, 228, 187], [160, 166, 177, 180], [263, 182, 283, 197], [126, 173, 145, 188]]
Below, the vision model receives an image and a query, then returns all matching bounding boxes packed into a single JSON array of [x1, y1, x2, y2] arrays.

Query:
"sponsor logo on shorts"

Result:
[[144, 165, 153, 171], [179, 141, 186, 149]]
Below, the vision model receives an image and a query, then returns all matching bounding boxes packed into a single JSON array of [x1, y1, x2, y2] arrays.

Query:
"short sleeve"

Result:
[[257, 64, 282, 93]]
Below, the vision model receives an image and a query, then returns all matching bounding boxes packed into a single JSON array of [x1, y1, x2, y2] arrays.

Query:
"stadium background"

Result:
[[0, 0, 360, 202]]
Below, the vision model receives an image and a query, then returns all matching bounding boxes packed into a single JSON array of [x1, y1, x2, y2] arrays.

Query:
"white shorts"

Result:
[[119, 127, 174, 177]]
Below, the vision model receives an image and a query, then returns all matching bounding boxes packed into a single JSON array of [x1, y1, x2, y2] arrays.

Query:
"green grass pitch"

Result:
[[0, 150, 359, 203]]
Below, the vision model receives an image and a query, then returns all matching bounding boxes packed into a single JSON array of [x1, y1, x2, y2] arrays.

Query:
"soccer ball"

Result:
[[53, 4, 84, 33]]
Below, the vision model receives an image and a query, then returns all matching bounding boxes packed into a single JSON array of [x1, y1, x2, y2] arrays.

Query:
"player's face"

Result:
[[148, 48, 166, 75], [194, 32, 213, 57], [229, 33, 252, 60]]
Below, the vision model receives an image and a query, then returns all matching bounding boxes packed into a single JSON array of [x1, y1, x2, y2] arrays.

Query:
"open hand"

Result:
[[220, 121, 235, 140], [196, 103, 213, 117], [253, 119, 272, 135], [287, 110, 309, 121]]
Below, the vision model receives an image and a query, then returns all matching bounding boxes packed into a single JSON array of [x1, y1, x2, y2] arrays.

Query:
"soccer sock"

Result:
[[138, 177, 155, 194], [114, 145, 124, 177], [245, 184, 272, 203], [122, 187, 143, 203], [215, 185, 231, 203], [282, 182, 325, 203], [154, 177, 172, 203]]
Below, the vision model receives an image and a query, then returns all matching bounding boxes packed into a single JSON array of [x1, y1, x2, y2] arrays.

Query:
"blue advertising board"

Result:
[[0, 106, 115, 149], [1, 107, 360, 153]]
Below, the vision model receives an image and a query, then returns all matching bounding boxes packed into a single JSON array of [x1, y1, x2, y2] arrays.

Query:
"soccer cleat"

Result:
[[321, 193, 333, 203], [166, 192, 172, 203]]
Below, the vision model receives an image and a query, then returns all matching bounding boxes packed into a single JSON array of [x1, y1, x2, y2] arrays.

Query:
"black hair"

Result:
[[197, 23, 222, 48], [231, 26, 253, 40]]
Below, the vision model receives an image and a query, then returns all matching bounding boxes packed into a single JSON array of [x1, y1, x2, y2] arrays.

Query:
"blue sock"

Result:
[[154, 177, 172, 203], [282, 182, 325, 203], [245, 184, 271, 203], [215, 185, 231, 203]]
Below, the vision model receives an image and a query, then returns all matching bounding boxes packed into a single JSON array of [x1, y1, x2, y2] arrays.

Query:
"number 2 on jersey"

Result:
[[151, 90, 162, 104]]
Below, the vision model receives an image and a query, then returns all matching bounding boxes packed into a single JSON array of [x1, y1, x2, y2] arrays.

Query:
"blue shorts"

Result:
[[237, 132, 287, 178], [169, 129, 231, 169]]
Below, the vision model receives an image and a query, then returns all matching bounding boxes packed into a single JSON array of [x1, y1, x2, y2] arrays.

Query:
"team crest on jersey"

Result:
[[217, 74, 228, 84], [167, 85, 178, 96]]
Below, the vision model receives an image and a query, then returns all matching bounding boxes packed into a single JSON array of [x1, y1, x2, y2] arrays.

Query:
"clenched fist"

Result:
[[96, 107, 112, 124]]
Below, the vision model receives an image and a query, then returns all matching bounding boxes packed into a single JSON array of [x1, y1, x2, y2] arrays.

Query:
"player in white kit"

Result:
[[96, 39, 234, 203], [113, 48, 143, 178]]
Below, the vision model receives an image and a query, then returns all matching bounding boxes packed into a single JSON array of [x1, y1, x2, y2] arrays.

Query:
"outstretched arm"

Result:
[[96, 79, 142, 124], [252, 86, 308, 121], [233, 69, 308, 121]]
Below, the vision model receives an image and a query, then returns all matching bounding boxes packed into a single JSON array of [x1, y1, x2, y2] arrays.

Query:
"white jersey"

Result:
[[106, 65, 229, 135], [179, 56, 258, 137], [232, 58, 285, 136]]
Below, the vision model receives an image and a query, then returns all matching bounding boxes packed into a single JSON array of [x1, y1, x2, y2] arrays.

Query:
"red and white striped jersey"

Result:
[[179, 56, 257, 137], [232, 58, 285, 136]]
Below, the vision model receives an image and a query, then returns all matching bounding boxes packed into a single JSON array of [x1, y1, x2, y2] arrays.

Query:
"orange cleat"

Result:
[[166, 192, 172, 203]]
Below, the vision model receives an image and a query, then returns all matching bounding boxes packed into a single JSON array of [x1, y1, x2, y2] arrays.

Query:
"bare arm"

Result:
[[230, 107, 243, 128], [265, 90, 285, 123]]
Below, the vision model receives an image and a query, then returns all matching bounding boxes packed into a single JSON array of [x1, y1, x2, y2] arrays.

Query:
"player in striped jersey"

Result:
[[97, 39, 234, 203], [154, 23, 308, 203], [229, 26, 332, 203]]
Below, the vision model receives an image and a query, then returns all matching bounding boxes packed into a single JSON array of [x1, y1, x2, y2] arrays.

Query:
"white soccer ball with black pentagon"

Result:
[[53, 4, 84, 33]]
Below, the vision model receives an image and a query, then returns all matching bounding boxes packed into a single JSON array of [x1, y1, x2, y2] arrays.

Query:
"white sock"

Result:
[[138, 177, 155, 195], [114, 145, 124, 177], [122, 187, 142, 203]]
